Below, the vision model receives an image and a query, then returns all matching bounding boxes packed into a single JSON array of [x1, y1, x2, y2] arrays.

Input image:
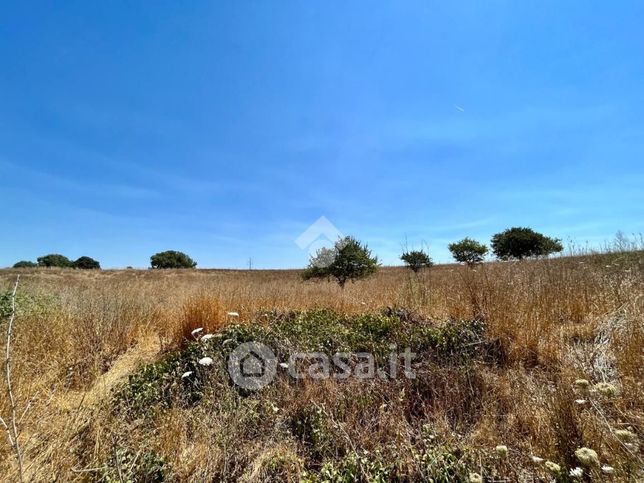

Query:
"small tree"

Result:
[[448, 238, 488, 266], [491, 227, 563, 260], [150, 250, 197, 269], [303, 246, 337, 281], [73, 256, 101, 270], [37, 254, 73, 268], [12, 261, 37, 268], [303, 236, 379, 288], [401, 250, 433, 273]]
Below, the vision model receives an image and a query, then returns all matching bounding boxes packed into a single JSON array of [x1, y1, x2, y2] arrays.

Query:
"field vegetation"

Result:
[[0, 243, 642, 481]]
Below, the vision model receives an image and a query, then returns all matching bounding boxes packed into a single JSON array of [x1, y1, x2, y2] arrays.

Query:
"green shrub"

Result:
[[310, 452, 395, 483], [37, 253, 73, 268], [291, 405, 336, 460], [73, 256, 101, 269], [12, 260, 37, 268], [99, 448, 167, 482], [303, 237, 379, 288], [415, 447, 469, 482], [401, 250, 433, 272], [150, 250, 197, 269], [0, 290, 58, 318], [491, 227, 563, 260], [112, 341, 210, 414], [448, 238, 488, 266]]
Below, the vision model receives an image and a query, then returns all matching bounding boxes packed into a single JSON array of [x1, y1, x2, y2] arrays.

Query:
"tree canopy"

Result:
[[150, 250, 197, 269], [74, 256, 101, 270], [400, 250, 433, 272], [448, 238, 488, 266], [303, 236, 379, 288], [37, 254, 74, 268], [13, 260, 37, 268], [491, 227, 563, 260]]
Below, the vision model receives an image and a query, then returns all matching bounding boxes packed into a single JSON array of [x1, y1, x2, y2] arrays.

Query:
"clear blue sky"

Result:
[[1, 1, 642, 268]]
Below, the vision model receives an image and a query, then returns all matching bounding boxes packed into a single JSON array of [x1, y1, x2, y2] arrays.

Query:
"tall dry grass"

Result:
[[0, 250, 642, 481]]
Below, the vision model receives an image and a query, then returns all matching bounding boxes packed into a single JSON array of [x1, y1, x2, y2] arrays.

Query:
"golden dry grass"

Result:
[[0, 252, 642, 481]]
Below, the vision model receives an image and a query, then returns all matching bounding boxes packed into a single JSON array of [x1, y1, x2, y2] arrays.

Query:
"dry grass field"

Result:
[[0, 252, 642, 482]]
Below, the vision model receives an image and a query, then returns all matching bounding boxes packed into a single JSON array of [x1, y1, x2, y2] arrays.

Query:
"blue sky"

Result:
[[1, 1, 642, 268]]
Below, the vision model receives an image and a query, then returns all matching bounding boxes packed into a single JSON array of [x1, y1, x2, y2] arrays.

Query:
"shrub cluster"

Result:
[[113, 309, 495, 415], [112, 309, 501, 481], [12, 254, 101, 269]]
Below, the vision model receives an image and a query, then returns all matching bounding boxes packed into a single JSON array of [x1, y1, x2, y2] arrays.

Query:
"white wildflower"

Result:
[[575, 399, 587, 405], [200, 334, 215, 341], [601, 465, 614, 474], [569, 467, 583, 478], [181, 371, 193, 379], [198, 357, 213, 366], [191, 327, 204, 336], [468, 473, 483, 483], [530, 456, 544, 464], [545, 461, 561, 474], [575, 447, 599, 466], [279, 362, 289, 369], [227, 311, 239, 317], [495, 445, 508, 458]]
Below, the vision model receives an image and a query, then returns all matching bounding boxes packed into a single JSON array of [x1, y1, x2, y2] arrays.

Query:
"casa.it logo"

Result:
[[226, 342, 417, 390], [227, 342, 278, 390], [295, 216, 344, 265]]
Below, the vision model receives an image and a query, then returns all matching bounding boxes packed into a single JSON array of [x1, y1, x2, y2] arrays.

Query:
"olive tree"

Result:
[[491, 227, 563, 260], [448, 238, 488, 266], [303, 236, 379, 288], [37, 254, 74, 268], [400, 250, 433, 273], [73, 256, 101, 270], [150, 250, 197, 269]]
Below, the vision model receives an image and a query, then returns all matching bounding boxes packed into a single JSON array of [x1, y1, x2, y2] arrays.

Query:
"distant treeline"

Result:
[[11, 226, 565, 273], [12, 250, 197, 270], [13, 254, 101, 270], [303, 227, 565, 288]]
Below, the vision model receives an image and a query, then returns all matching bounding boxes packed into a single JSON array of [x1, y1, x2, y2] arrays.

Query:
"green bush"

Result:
[[37, 253, 73, 268], [150, 250, 197, 269], [401, 250, 433, 272], [0, 290, 58, 318], [73, 256, 101, 269], [113, 309, 492, 418], [303, 237, 379, 288], [415, 447, 469, 482], [448, 238, 488, 266], [99, 448, 167, 482], [112, 340, 209, 414], [310, 452, 395, 483], [491, 227, 563, 260], [12, 260, 37, 268]]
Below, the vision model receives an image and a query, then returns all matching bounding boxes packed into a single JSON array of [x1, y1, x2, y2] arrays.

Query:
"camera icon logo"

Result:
[[227, 342, 277, 390]]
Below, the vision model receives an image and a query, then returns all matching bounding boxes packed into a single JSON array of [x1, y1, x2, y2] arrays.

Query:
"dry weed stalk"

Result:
[[0, 276, 24, 482]]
